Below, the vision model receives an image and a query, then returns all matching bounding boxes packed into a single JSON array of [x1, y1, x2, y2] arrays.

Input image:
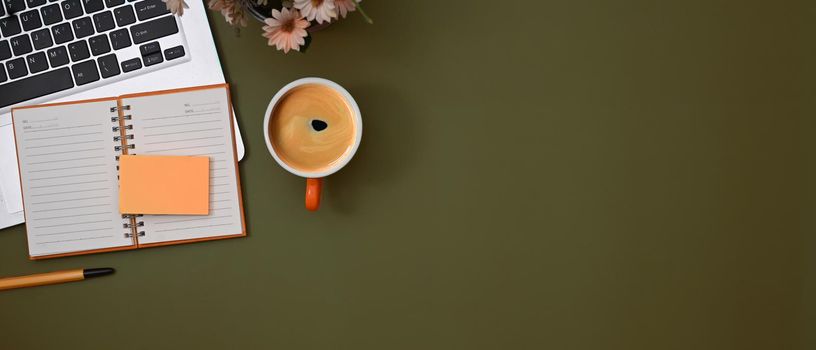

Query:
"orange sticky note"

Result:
[[119, 155, 209, 215]]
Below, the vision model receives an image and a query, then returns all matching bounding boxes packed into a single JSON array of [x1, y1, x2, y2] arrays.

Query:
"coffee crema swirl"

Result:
[[268, 84, 357, 173]]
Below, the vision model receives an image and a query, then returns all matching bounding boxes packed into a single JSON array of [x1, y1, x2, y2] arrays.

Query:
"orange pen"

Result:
[[0, 268, 115, 291]]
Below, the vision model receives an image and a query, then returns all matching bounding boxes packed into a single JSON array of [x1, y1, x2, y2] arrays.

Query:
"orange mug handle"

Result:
[[305, 178, 322, 211]]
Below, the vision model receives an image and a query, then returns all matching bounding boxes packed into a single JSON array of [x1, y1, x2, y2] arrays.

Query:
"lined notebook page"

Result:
[[123, 86, 244, 244], [12, 100, 134, 257]]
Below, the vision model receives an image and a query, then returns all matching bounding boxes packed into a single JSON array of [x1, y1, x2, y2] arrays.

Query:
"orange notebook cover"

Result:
[[11, 84, 246, 259]]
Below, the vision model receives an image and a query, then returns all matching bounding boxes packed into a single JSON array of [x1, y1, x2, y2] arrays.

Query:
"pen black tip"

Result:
[[83, 268, 115, 279]]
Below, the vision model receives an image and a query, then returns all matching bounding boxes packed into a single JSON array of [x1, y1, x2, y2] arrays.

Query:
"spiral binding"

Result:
[[114, 144, 135, 152], [112, 105, 135, 152], [112, 105, 142, 239], [123, 221, 144, 229], [125, 231, 146, 238], [124, 221, 145, 238]]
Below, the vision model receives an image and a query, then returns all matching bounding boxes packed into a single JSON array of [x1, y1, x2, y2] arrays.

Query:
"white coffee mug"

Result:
[[263, 77, 363, 211]]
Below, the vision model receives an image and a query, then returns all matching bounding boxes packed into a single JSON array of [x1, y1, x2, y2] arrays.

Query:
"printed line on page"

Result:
[[28, 156, 106, 165], [22, 123, 104, 133], [142, 110, 221, 121], [143, 136, 223, 145], [142, 128, 223, 138], [25, 131, 104, 141], [29, 172, 107, 181], [28, 164, 106, 173], [28, 147, 106, 157], [34, 219, 111, 229], [39, 235, 114, 244], [154, 215, 232, 225], [31, 187, 108, 196], [153, 223, 233, 233], [30, 180, 109, 189], [142, 119, 221, 129], [25, 139, 105, 149], [32, 212, 113, 221], [143, 143, 224, 153], [31, 203, 109, 213], [36, 227, 112, 237], [31, 195, 110, 205]]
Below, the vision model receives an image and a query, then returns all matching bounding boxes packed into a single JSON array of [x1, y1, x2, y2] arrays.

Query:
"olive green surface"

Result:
[[1, 1, 813, 349]]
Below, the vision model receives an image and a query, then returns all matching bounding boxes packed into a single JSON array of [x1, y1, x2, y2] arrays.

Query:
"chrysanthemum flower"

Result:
[[294, 0, 337, 24], [163, 0, 188, 16], [262, 7, 310, 53], [334, 0, 359, 18]]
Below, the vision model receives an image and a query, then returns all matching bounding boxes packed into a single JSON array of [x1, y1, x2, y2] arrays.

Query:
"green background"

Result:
[[1, 1, 813, 349]]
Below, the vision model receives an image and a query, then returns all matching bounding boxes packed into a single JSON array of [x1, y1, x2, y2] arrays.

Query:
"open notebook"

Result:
[[11, 84, 246, 259]]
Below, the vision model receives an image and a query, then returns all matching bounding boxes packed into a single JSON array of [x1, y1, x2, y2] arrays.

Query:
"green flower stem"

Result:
[[356, 3, 373, 24]]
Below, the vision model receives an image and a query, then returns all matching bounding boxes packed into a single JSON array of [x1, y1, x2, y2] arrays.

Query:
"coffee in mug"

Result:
[[264, 78, 362, 211], [268, 84, 357, 173]]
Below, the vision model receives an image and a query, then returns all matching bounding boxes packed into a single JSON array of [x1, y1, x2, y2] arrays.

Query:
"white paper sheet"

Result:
[[0, 114, 25, 230], [0, 123, 23, 214], [13, 100, 135, 257], [0, 193, 24, 230], [126, 86, 244, 244]]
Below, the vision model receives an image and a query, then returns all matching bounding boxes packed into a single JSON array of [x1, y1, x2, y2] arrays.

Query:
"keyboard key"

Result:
[[46, 45, 69, 67], [93, 10, 115, 32], [0, 41, 10, 60], [142, 51, 161, 66], [20, 10, 43, 31], [71, 59, 99, 85], [163, 45, 184, 60], [40, 4, 62, 25], [0, 1, 4, 16], [130, 15, 177, 44], [109, 28, 130, 49], [139, 41, 158, 55], [61, 0, 83, 19], [0, 65, 6, 83], [52, 23, 74, 44], [26, 0, 45, 7], [0, 16, 22, 37], [6, 57, 27, 79], [120, 57, 140, 72], [82, 0, 103, 13], [104, 0, 123, 7], [97, 53, 118, 78], [26, 52, 48, 73], [67, 40, 89, 61], [3, 0, 25, 14], [72, 17, 94, 38], [10, 35, 32, 56], [134, 0, 168, 21], [113, 5, 135, 26], [0, 67, 74, 108], [30, 28, 52, 50], [88, 34, 109, 55]]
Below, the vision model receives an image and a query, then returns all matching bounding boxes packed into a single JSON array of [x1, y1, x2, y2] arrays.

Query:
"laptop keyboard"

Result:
[[0, 0, 188, 110]]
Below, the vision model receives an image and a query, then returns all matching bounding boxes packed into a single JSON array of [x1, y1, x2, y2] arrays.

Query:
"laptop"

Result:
[[0, 0, 245, 229]]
